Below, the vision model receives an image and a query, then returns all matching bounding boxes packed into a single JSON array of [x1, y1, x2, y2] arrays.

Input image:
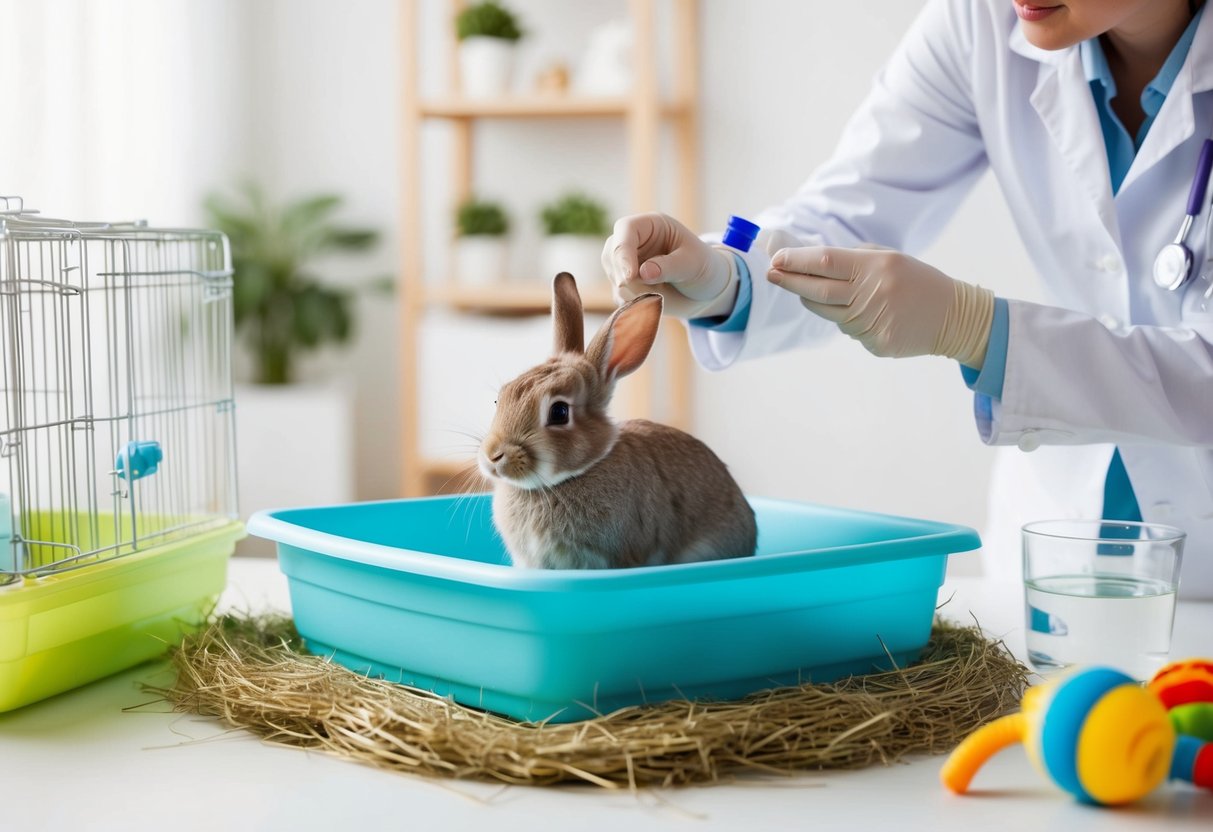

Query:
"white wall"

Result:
[[0, 0, 252, 222], [244, 0, 404, 502], [3, 1, 1045, 573]]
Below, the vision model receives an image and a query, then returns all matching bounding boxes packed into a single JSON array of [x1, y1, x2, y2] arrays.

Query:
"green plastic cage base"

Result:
[[0, 520, 244, 713], [14, 509, 218, 573]]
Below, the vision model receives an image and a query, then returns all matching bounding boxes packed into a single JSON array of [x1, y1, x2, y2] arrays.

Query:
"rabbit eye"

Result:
[[547, 401, 570, 426]]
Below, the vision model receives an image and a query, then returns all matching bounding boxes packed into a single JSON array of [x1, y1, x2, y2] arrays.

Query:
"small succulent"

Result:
[[455, 198, 510, 236], [539, 192, 611, 237], [456, 2, 523, 42]]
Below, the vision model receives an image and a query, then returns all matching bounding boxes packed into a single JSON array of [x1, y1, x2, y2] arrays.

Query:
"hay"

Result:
[[154, 615, 1028, 789]]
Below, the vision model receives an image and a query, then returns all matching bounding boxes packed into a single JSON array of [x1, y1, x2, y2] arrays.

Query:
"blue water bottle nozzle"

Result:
[[721, 215, 760, 253], [115, 440, 163, 481]]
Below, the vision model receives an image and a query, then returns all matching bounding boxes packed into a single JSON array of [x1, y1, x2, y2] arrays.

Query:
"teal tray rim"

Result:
[[248, 495, 980, 593]]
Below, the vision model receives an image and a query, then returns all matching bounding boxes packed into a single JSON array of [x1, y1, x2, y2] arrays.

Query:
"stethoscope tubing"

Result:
[[1187, 139, 1213, 216], [1155, 138, 1213, 290]]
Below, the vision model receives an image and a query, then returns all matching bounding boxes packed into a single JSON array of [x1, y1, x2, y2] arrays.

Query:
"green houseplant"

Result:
[[540, 192, 611, 237], [205, 184, 382, 385], [456, 198, 510, 236], [455, 2, 524, 97], [454, 197, 511, 285], [538, 192, 611, 282], [455, 1, 523, 41]]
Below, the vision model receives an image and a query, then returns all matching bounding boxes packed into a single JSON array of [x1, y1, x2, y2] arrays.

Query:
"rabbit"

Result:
[[478, 272, 757, 569]]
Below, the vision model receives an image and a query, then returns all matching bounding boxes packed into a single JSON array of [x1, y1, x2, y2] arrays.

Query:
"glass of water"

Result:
[[1022, 520, 1184, 681]]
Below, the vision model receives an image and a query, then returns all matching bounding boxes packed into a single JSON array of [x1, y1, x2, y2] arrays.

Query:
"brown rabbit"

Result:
[[478, 272, 757, 569]]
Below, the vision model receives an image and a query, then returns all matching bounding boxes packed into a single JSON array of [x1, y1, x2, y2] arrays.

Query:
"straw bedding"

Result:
[[154, 614, 1028, 789]]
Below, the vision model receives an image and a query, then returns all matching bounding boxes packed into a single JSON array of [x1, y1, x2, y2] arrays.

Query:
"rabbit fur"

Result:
[[478, 272, 757, 569]]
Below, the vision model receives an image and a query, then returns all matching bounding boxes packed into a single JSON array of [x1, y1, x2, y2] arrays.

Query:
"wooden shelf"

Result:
[[400, 0, 699, 496], [426, 281, 617, 315], [419, 96, 689, 120]]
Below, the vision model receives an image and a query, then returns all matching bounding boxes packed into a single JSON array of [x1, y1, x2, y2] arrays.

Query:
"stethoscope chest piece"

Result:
[[1154, 138, 1213, 291], [1154, 239, 1194, 290]]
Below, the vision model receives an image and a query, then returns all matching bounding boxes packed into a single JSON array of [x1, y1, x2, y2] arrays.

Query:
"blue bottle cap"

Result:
[[721, 215, 760, 253]]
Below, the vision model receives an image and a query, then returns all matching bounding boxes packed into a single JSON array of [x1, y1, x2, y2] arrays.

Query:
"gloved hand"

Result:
[[767, 245, 995, 367], [601, 213, 739, 319]]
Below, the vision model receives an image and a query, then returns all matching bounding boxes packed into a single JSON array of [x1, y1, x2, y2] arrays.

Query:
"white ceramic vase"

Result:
[[574, 20, 632, 96], [539, 234, 605, 284], [458, 36, 516, 98], [234, 382, 354, 556], [454, 236, 509, 285]]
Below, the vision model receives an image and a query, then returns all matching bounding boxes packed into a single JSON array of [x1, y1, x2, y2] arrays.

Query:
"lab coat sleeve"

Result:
[[980, 300, 1213, 447], [689, 0, 989, 372]]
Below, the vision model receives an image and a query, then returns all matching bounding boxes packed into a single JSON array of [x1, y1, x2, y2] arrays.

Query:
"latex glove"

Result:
[[601, 213, 739, 319], [767, 245, 994, 367]]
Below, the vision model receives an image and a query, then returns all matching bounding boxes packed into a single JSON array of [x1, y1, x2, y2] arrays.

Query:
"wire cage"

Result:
[[0, 196, 238, 581], [0, 196, 243, 712]]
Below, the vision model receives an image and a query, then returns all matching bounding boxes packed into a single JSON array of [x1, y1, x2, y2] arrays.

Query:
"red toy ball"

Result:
[[1149, 659, 1213, 709]]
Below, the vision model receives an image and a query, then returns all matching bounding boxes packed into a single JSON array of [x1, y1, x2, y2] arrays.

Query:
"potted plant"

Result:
[[205, 185, 385, 554], [455, 1, 524, 98], [538, 191, 611, 283], [454, 197, 510, 285]]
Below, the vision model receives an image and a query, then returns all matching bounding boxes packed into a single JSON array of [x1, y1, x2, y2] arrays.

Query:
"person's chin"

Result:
[[1022, 28, 1081, 51], [1015, 1, 1082, 51]]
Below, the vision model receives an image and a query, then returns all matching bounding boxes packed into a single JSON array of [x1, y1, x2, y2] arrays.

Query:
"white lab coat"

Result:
[[689, 0, 1213, 599]]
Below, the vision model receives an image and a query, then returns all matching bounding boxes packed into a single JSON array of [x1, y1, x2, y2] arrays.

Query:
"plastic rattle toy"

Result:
[[1149, 658, 1213, 742], [941, 666, 1213, 805]]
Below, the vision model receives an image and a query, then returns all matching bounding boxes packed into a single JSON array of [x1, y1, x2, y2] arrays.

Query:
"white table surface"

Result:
[[2, 557, 1211, 832]]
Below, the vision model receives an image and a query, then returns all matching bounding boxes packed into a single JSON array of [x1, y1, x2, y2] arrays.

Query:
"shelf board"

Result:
[[427, 281, 617, 315], [419, 96, 689, 119]]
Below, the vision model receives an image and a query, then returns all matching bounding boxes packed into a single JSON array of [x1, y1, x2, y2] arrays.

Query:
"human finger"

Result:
[[766, 267, 857, 306], [613, 273, 654, 304], [768, 246, 863, 281], [609, 213, 680, 285], [606, 217, 648, 285], [795, 294, 852, 324], [601, 234, 623, 284], [635, 244, 712, 287]]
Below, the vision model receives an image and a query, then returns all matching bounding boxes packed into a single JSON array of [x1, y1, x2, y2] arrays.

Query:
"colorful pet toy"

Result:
[[1149, 658, 1213, 742], [941, 660, 1213, 806]]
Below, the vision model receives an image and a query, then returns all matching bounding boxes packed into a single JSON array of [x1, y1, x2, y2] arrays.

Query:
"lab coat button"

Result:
[[1098, 255, 1121, 274], [1098, 314, 1122, 330], [1018, 430, 1041, 452]]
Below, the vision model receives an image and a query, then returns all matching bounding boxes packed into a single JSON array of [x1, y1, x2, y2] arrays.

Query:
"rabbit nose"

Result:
[[482, 439, 505, 464]]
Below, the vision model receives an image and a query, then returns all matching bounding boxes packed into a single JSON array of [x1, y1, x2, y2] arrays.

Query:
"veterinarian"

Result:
[[603, 0, 1213, 599]]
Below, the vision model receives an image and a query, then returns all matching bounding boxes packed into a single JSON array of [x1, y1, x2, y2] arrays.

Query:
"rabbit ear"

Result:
[[552, 272, 584, 355], [586, 293, 663, 383]]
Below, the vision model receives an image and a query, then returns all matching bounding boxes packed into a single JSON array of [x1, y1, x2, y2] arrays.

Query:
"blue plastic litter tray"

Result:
[[249, 495, 980, 723]]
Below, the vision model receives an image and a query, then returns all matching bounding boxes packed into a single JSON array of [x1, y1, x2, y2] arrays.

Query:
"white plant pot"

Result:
[[539, 234, 606, 284], [454, 236, 509, 285], [234, 382, 354, 556], [458, 36, 516, 98]]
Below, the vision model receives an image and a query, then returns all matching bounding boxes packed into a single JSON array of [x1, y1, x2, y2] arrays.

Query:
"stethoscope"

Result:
[[1154, 138, 1213, 290]]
